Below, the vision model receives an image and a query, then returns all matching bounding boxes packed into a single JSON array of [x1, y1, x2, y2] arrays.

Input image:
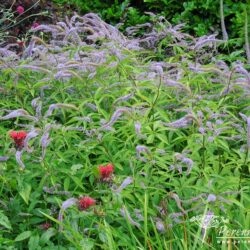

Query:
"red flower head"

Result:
[[32, 22, 40, 29], [17, 41, 25, 47], [40, 222, 51, 230], [78, 196, 95, 211], [16, 6, 24, 14], [98, 163, 114, 181], [9, 130, 27, 149]]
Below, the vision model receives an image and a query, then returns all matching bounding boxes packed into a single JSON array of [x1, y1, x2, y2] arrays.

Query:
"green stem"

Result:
[[202, 135, 206, 169], [220, 0, 228, 41], [245, 7, 250, 64]]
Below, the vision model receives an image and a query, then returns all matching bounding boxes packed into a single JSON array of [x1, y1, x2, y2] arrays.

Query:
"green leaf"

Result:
[[40, 228, 56, 246], [156, 134, 169, 144], [70, 176, 84, 189], [79, 238, 94, 250], [19, 183, 32, 205], [28, 235, 40, 250], [64, 177, 71, 190], [147, 134, 155, 144], [216, 139, 229, 152], [15, 231, 32, 242], [71, 164, 83, 175], [0, 211, 12, 230]]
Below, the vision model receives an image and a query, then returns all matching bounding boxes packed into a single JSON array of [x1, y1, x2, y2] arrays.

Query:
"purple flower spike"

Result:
[[207, 194, 217, 202]]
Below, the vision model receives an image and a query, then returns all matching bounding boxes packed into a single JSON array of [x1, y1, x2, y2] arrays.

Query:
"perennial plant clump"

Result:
[[0, 8, 249, 250]]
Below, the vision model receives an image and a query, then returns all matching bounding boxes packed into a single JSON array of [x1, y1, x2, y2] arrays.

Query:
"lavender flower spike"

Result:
[[120, 206, 140, 228], [247, 117, 250, 150], [169, 193, 186, 214], [136, 145, 150, 162], [115, 177, 133, 193], [135, 121, 141, 135], [16, 150, 25, 169], [0, 156, 9, 162], [134, 209, 144, 221], [162, 114, 195, 128], [207, 194, 217, 202], [44, 104, 78, 118], [58, 198, 78, 231], [0, 109, 37, 122], [239, 113, 250, 150], [155, 218, 166, 233], [201, 210, 214, 240], [134, 122, 145, 139], [23, 128, 40, 153], [174, 153, 194, 175], [100, 107, 131, 129], [113, 93, 134, 106], [40, 129, 49, 158]]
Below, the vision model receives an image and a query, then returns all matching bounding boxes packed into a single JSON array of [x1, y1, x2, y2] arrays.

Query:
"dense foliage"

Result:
[[52, 0, 250, 39], [0, 12, 250, 249]]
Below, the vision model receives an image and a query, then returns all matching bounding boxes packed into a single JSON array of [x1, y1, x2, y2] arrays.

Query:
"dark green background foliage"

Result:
[[52, 0, 249, 39]]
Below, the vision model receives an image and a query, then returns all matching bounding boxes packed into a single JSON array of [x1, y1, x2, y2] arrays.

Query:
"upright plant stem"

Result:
[[144, 192, 148, 249], [245, 7, 250, 64], [220, 0, 228, 41], [149, 74, 162, 122], [202, 135, 206, 169]]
